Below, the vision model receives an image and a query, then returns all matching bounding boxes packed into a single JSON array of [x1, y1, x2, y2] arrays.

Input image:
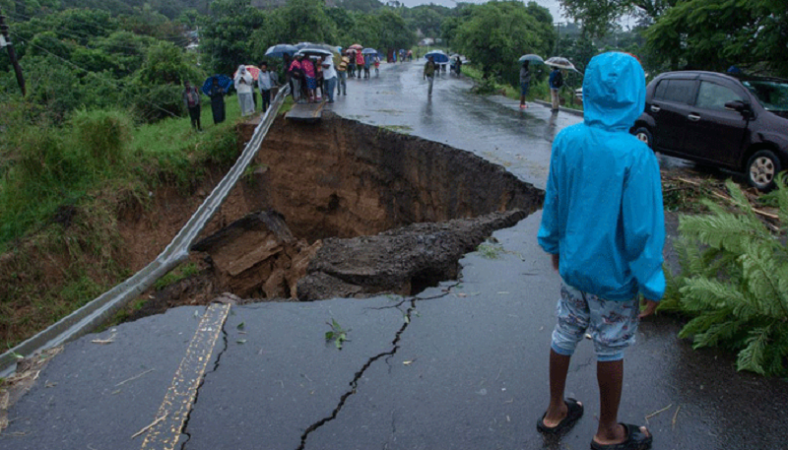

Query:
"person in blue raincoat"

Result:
[[535, 52, 662, 450]]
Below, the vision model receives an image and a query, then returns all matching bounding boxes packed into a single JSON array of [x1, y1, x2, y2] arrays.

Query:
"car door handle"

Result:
[[650, 105, 661, 113], [688, 114, 701, 122]]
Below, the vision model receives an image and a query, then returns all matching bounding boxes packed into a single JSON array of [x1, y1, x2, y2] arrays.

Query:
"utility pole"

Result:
[[0, 7, 25, 96]]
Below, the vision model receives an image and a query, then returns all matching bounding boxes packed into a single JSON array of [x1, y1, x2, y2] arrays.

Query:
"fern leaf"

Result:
[[736, 325, 772, 375]]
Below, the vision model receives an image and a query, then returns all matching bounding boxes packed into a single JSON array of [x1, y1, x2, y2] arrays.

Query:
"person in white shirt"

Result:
[[321, 57, 338, 103], [257, 61, 278, 113], [234, 65, 254, 116]]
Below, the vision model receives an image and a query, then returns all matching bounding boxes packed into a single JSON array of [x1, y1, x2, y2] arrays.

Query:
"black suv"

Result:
[[631, 71, 788, 190]]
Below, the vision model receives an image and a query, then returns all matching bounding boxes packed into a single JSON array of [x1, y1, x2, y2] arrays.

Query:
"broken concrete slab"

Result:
[[297, 210, 529, 300], [182, 296, 407, 450]]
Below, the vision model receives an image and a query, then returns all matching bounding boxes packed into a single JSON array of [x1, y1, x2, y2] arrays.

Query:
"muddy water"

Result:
[[130, 114, 543, 319]]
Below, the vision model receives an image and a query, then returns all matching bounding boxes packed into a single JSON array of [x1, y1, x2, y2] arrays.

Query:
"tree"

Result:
[[455, 1, 554, 79], [279, 0, 337, 44], [199, 0, 267, 74], [645, 0, 788, 76], [375, 9, 415, 51], [559, 0, 675, 37]]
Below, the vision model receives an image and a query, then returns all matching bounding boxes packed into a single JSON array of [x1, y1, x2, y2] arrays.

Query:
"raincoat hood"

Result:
[[583, 52, 645, 131]]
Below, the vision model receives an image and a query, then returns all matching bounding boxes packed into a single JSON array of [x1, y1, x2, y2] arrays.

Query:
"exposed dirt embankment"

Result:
[[185, 113, 543, 302], [240, 113, 541, 241]]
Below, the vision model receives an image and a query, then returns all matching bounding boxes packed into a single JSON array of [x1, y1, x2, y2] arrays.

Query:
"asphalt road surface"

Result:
[[2, 61, 786, 450]]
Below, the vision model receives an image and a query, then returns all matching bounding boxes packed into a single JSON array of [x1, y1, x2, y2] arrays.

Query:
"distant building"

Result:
[[419, 38, 434, 46]]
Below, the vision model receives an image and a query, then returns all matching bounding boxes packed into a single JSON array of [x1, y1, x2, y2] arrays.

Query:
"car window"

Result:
[[654, 80, 668, 100], [661, 79, 695, 104], [742, 80, 788, 112], [696, 81, 743, 110]]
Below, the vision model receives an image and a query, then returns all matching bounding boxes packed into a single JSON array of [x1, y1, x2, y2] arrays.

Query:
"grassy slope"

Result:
[[0, 94, 253, 348]]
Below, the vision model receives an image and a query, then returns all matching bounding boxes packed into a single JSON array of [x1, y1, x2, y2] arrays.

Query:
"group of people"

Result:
[[181, 62, 280, 132], [519, 60, 565, 111], [285, 49, 382, 104], [344, 50, 380, 79], [287, 53, 337, 103]]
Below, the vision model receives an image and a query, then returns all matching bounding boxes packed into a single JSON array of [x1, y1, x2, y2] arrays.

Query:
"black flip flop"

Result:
[[590, 423, 653, 450], [536, 398, 584, 435]]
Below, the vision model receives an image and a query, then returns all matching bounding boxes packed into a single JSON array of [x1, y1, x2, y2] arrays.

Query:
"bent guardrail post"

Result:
[[0, 86, 291, 377]]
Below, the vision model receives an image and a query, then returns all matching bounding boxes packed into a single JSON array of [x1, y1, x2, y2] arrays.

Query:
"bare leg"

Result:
[[593, 360, 649, 445], [543, 349, 572, 426]]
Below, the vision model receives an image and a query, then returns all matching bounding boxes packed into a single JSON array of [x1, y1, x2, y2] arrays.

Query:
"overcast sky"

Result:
[[398, 0, 568, 23]]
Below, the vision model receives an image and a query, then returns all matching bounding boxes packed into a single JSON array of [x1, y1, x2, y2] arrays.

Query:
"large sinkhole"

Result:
[[167, 113, 543, 307]]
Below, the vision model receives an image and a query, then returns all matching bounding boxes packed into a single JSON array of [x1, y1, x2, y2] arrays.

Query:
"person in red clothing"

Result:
[[355, 51, 365, 76]]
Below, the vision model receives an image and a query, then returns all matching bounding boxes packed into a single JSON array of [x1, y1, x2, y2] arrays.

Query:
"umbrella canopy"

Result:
[[349, 43, 363, 50], [518, 54, 544, 64], [265, 44, 297, 58], [201, 74, 232, 95], [295, 48, 333, 58], [424, 50, 449, 63], [233, 65, 260, 80], [361, 47, 378, 55], [545, 56, 578, 72]]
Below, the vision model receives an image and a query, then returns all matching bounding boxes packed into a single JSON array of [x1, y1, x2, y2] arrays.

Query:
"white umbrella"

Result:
[[545, 56, 579, 72]]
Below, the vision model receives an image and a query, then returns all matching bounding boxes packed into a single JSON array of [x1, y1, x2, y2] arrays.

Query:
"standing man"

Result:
[[519, 60, 531, 110], [183, 80, 202, 131], [234, 66, 255, 116], [536, 52, 661, 450], [321, 56, 337, 103], [336, 52, 349, 96], [549, 66, 564, 111], [257, 61, 276, 113], [423, 55, 436, 98]]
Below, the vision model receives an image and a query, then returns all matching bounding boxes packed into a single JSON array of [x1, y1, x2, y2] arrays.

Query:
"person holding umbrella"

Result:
[[234, 65, 255, 117], [207, 77, 226, 125], [520, 60, 532, 110], [183, 80, 202, 131], [549, 66, 564, 111], [423, 55, 436, 98], [301, 55, 316, 102], [348, 50, 356, 78]]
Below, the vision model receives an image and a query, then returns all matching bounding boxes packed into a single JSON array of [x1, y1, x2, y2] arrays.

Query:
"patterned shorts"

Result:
[[551, 282, 640, 362]]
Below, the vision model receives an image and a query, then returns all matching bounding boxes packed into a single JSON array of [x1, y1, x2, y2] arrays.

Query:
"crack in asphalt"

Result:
[[296, 283, 458, 450], [180, 309, 230, 450]]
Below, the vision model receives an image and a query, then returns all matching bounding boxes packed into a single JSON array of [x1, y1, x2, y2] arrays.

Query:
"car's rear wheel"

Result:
[[634, 127, 653, 148], [746, 150, 781, 191]]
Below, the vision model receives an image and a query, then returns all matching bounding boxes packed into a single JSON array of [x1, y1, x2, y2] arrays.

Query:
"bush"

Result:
[[72, 109, 133, 167], [665, 177, 788, 376]]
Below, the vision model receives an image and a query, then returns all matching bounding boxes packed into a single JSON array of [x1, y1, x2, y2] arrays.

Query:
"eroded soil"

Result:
[[134, 114, 542, 315]]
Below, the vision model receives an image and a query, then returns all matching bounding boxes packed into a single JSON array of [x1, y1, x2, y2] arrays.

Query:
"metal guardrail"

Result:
[[0, 86, 291, 377]]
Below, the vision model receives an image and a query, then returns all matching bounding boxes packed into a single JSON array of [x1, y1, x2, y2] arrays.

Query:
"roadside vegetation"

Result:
[[2, 0, 787, 376], [660, 178, 788, 377]]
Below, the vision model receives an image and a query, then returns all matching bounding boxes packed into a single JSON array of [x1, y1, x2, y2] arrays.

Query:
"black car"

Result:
[[631, 71, 788, 190]]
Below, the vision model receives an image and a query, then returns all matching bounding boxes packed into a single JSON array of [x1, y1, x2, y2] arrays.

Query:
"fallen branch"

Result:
[[645, 403, 673, 425], [130, 411, 168, 439], [115, 368, 155, 387], [675, 177, 780, 223]]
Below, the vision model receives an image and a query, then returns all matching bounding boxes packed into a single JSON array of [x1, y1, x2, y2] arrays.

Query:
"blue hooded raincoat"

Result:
[[537, 52, 665, 302]]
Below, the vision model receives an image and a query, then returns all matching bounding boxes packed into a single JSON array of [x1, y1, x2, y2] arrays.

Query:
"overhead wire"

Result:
[[13, 35, 180, 118], [5, 10, 196, 49]]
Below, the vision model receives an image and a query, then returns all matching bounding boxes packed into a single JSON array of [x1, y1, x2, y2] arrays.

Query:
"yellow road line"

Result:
[[140, 303, 231, 450]]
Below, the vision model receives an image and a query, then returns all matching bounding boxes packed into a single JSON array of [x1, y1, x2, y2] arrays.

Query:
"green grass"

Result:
[[0, 93, 254, 347], [154, 262, 200, 291], [463, 64, 582, 110]]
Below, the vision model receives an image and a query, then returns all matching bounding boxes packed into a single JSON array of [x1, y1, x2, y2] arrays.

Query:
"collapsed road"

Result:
[[1, 62, 786, 450]]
